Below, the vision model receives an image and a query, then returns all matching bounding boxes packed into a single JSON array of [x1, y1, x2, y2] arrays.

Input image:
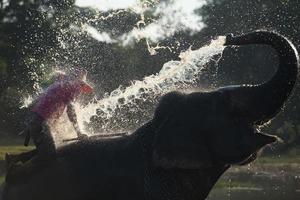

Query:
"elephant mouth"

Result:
[[237, 152, 259, 165], [237, 128, 279, 165], [254, 129, 279, 144]]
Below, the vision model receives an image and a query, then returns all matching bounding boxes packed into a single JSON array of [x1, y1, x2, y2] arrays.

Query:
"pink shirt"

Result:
[[31, 79, 93, 120]]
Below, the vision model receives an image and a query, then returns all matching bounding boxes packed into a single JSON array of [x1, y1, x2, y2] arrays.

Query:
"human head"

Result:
[[69, 68, 88, 81], [50, 70, 67, 82]]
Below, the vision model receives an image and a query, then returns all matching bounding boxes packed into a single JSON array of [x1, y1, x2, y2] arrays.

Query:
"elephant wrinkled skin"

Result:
[[2, 30, 299, 200]]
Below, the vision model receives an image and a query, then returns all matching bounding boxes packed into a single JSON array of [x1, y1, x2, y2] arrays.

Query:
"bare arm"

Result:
[[67, 103, 85, 138]]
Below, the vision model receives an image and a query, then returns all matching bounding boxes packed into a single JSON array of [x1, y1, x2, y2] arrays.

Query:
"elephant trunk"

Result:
[[223, 31, 299, 124]]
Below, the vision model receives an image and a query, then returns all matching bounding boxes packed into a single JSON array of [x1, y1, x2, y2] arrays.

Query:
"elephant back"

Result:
[[153, 91, 186, 125]]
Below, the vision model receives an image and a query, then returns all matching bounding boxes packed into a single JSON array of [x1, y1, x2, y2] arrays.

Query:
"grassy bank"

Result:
[[0, 146, 34, 162], [0, 144, 34, 185]]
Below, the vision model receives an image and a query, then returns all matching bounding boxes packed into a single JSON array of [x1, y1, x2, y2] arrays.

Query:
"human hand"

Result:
[[77, 132, 88, 140]]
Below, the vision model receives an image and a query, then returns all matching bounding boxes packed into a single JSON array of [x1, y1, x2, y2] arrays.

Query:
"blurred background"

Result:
[[0, 0, 299, 199]]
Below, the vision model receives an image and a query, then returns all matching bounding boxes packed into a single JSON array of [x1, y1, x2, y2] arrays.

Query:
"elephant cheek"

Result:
[[152, 146, 214, 169], [153, 150, 175, 169]]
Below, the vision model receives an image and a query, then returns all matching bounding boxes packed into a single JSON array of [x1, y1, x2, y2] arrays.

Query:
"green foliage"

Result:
[[0, 58, 7, 74], [0, 174, 4, 185]]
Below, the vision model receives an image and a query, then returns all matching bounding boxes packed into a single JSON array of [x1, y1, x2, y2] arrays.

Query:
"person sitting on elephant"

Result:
[[5, 68, 93, 183]]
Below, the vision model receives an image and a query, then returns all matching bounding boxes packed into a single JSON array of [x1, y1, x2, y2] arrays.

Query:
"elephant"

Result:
[[1, 30, 299, 200]]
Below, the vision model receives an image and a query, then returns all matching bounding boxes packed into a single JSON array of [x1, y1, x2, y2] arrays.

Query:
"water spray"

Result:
[[76, 37, 226, 134]]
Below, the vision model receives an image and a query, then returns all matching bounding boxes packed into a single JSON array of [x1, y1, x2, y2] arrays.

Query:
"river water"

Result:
[[208, 163, 300, 200]]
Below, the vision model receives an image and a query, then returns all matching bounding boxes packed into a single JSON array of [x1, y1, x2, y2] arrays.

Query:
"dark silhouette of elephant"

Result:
[[2, 30, 299, 200]]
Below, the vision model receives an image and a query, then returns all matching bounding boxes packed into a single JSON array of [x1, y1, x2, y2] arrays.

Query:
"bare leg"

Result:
[[29, 114, 56, 159], [6, 114, 56, 184]]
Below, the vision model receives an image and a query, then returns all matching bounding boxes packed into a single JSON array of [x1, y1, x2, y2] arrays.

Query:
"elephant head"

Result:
[[152, 31, 299, 169]]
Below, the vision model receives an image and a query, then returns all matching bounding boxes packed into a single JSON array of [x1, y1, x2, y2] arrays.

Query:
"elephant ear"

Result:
[[152, 99, 213, 169]]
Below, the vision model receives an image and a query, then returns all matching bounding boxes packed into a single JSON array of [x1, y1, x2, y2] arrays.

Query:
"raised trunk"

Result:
[[223, 31, 299, 124]]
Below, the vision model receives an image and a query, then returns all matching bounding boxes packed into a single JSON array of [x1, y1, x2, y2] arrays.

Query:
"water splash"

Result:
[[18, 36, 226, 141], [77, 37, 226, 133], [18, 0, 226, 140], [120, 0, 206, 45], [74, 0, 207, 54], [20, 95, 34, 109]]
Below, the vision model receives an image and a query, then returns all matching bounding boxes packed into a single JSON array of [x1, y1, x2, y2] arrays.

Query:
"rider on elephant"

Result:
[[5, 68, 93, 184]]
